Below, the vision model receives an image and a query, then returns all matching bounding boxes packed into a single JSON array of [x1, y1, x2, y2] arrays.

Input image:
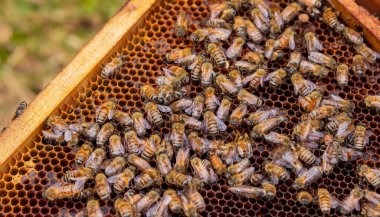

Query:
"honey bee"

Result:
[[235, 133, 253, 158], [188, 132, 209, 156], [46, 115, 68, 134], [237, 89, 263, 108], [124, 130, 142, 155], [201, 62, 216, 87], [362, 203, 380, 217], [251, 0, 271, 19], [174, 148, 190, 173], [11, 101, 27, 121], [62, 167, 93, 183], [101, 56, 123, 79], [269, 11, 284, 37], [133, 189, 160, 214], [114, 198, 135, 217], [363, 189, 380, 206], [208, 2, 232, 19], [94, 173, 111, 201], [107, 167, 135, 194], [281, 2, 302, 23], [308, 51, 337, 68], [96, 122, 114, 148], [216, 75, 239, 97], [204, 87, 220, 111], [185, 181, 206, 212], [293, 166, 323, 190], [245, 20, 263, 43], [175, 10, 189, 37], [191, 157, 211, 183], [81, 122, 100, 141], [263, 68, 287, 87], [358, 165, 380, 188], [335, 121, 355, 144], [131, 112, 151, 137], [207, 27, 232, 43], [209, 152, 227, 176], [228, 103, 248, 126], [251, 8, 269, 33], [297, 191, 313, 205], [226, 158, 250, 178], [298, 91, 323, 112], [291, 73, 318, 96], [343, 27, 363, 45], [157, 84, 184, 105], [63, 129, 79, 147], [364, 95, 380, 111], [165, 47, 195, 64], [336, 63, 349, 86], [351, 124, 372, 151], [325, 112, 351, 132], [166, 170, 191, 187], [309, 105, 337, 120], [220, 8, 237, 21], [190, 29, 208, 44], [113, 110, 132, 127], [264, 39, 276, 60], [340, 147, 363, 162], [108, 134, 124, 158], [42, 129, 62, 144], [145, 102, 171, 127], [156, 151, 172, 176], [105, 156, 126, 177], [233, 16, 246, 38], [341, 187, 364, 214], [216, 97, 232, 121], [264, 132, 292, 146], [243, 68, 267, 89], [186, 95, 204, 119], [156, 75, 181, 89], [275, 27, 295, 50], [271, 146, 306, 176], [251, 116, 288, 138], [171, 122, 186, 149], [203, 111, 227, 136], [304, 31, 323, 52], [218, 142, 239, 165], [206, 43, 229, 69], [322, 8, 345, 32], [241, 52, 263, 66], [246, 107, 283, 126], [178, 190, 198, 217], [322, 134, 340, 174], [86, 199, 104, 217], [227, 37, 245, 59], [163, 66, 190, 85], [352, 54, 366, 76], [146, 195, 172, 217], [96, 100, 117, 124], [164, 189, 182, 214], [262, 181, 276, 200], [318, 188, 340, 214], [75, 142, 94, 166], [188, 55, 204, 81], [229, 185, 266, 199], [178, 114, 203, 130], [287, 52, 302, 74], [205, 18, 232, 30], [135, 168, 162, 190], [170, 98, 193, 114], [250, 173, 265, 185], [127, 154, 151, 172], [264, 162, 289, 184], [140, 84, 159, 103], [85, 148, 106, 172], [355, 43, 380, 64], [229, 167, 256, 186], [291, 143, 318, 165], [44, 179, 92, 201], [235, 60, 258, 73]]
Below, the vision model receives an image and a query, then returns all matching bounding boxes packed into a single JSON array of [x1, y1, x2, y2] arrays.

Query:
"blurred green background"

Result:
[[0, 0, 125, 129]]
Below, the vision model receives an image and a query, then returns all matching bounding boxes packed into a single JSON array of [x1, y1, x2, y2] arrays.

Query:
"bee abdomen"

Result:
[[151, 110, 163, 126], [298, 148, 316, 165], [367, 172, 380, 187]]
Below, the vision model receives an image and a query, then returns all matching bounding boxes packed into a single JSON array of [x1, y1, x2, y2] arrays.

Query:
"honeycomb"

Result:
[[1, 0, 380, 216]]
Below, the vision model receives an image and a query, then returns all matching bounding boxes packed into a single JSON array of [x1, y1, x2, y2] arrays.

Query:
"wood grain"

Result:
[[0, 0, 159, 167]]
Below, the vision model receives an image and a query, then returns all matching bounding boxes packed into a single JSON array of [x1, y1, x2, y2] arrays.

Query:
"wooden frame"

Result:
[[0, 0, 379, 168]]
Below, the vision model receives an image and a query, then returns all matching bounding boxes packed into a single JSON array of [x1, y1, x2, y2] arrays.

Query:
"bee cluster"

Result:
[[37, 0, 380, 216]]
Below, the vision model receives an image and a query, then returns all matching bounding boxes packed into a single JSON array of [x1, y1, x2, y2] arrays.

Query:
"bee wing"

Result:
[[269, 175, 279, 185], [288, 35, 295, 50], [330, 195, 341, 209], [73, 179, 87, 191], [175, 54, 196, 64], [106, 173, 122, 184], [260, 73, 266, 88], [371, 101, 380, 108], [108, 109, 114, 120], [64, 130, 73, 142], [184, 104, 193, 115], [330, 93, 343, 102], [142, 118, 152, 129], [314, 37, 323, 51], [243, 74, 256, 85], [336, 121, 351, 137], [303, 80, 317, 94], [188, 57, 200, 70], [263, 71, 275, 82], [162, 67, 173, 76], [215, 116, 227, 132], [157, 104, 172, 113]]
